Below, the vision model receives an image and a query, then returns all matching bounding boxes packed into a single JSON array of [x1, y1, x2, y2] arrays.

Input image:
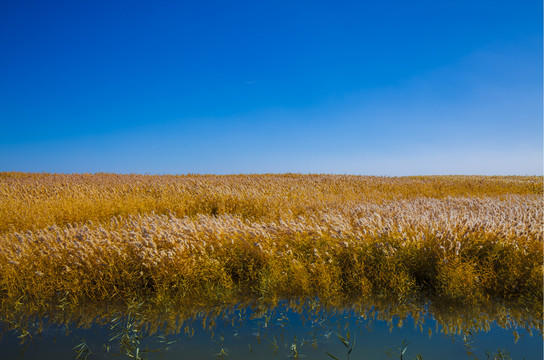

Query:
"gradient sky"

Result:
[[0, 0, 542, 175]]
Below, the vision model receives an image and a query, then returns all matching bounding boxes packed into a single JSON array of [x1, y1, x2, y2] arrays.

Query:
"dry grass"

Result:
[[1, 173, 540, 233], [0, 173, 541, 311]]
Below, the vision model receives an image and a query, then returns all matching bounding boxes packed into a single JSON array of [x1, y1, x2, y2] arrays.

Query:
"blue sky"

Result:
[[0, 1, 542, 175]]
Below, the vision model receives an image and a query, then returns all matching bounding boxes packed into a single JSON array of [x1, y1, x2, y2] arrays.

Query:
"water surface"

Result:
[[0, 298, 541, 359]]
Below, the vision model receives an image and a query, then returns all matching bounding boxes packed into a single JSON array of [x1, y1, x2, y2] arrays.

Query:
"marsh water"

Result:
[[0, 298, 542, 360]]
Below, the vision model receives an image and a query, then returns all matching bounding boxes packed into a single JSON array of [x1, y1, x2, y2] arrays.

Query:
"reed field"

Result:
[[0, 173, 542, 314]]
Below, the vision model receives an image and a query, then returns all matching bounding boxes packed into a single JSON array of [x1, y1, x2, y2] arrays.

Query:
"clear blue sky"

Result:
[[1, 0, 542, 175]]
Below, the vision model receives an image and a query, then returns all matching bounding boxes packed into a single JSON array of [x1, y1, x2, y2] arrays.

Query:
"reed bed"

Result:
[[1, 173, 540, 233], [0, 173, 541, 311]]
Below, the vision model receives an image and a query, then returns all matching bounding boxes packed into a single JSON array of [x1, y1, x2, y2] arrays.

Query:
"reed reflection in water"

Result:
[[0, 297, 541, 360]]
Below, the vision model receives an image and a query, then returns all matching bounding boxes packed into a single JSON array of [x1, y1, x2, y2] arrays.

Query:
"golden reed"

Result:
[[0, 173, 541, 310]]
